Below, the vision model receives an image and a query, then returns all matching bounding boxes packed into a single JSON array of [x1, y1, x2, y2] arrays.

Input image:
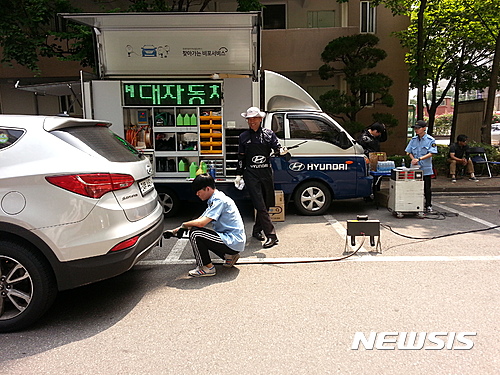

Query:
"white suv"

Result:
[[0, 115, 164, 332]]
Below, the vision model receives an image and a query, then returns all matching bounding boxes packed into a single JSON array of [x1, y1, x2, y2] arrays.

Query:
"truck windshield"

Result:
[[288, 115, 352, 149]]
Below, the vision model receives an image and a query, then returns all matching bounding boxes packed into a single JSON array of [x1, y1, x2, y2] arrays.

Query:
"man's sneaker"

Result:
[[451, 178, 457, 183], [425, 206, 433, 213], [188, 265, 216, 277], [469, 176, 479, 182], [223, 253, 241, 268]]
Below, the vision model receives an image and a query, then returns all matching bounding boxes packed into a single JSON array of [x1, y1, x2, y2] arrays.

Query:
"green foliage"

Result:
[[433, 113, 453, 136], [387, 154, 408, 167], [319, 34, 387, 80], [127, 0, 172, 12], [318, 34, 394, 128], [0, 0, 82, 72], [377, 0, 500, 136], [237, 0, 263, 11]]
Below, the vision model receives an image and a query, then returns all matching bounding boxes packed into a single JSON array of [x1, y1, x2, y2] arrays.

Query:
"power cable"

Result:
[[381, 223, 500, 240]]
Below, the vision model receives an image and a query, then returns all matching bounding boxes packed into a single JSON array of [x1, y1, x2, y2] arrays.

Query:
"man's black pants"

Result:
[[189, 227, 238, 267], [424, 175, 432, 208]]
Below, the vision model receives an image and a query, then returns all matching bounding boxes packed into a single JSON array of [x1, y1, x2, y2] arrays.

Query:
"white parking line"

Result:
[[137, 207, 499, 267], [433, 202, 500, 231], [137, 255, 500, 266], [163, 238, 189, 263]]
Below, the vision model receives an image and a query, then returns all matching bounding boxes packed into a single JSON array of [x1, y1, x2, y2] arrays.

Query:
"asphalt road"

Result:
[[2, 193, 499, 374]]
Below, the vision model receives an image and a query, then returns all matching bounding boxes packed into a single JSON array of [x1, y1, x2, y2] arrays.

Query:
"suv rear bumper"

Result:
[[55, 215, 164, 291]]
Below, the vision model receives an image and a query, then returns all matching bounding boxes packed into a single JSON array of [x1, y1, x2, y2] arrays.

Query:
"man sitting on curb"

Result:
[[448, 134, 478, 183], [171, 173, 246, 277]]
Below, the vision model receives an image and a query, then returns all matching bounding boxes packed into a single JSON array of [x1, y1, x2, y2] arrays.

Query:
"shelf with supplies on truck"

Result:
[[388, 168, 425, 218]]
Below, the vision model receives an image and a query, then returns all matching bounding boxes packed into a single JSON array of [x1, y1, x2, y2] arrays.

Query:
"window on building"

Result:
[[360, 90, 375, 107], [360, 1, 376, 33], [307, 11, 335, 28], [60, 95, 77, 114], [263, 4, 286, 29]]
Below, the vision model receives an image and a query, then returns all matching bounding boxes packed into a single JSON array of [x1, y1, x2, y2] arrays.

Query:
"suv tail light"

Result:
[[46, 173, 135, 198], [109, 235, 139, 252]]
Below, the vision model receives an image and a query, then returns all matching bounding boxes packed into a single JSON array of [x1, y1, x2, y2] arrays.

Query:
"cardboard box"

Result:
[[369, 152, 387, 171], [269, 190, 285, 222], [255, 190, 285, 222]]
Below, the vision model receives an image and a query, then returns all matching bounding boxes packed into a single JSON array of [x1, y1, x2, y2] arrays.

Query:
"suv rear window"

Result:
[[53, 126, 144, 162], [0, 128, 25, 150]]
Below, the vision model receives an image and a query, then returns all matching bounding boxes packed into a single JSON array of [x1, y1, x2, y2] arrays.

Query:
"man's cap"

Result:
[[412, 120, 427, 129], [241, 106, 266, 118]]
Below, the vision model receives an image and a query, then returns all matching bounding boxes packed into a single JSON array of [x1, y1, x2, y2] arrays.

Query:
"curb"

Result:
[[432, 186, 499, 193]]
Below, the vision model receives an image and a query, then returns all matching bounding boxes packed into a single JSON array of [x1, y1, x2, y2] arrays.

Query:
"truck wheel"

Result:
[[0, 241, 57, 332], [158, 189, 179, 217], [293, 181, 332, 216]]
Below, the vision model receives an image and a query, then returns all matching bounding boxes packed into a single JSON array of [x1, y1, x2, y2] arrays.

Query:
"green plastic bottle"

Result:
[[178, 159, 186, 172], [176, 114, 183, 126], [184, 113, 190, 126], [189, 162, 197, 178], [190, 114, 197, 126]]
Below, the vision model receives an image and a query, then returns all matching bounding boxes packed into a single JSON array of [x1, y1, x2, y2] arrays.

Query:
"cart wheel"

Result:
[[417, 212, 425, 219], [396, 212, 404, 219]]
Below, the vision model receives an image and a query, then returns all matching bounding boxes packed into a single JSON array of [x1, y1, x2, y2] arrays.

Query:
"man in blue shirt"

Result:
[[172, 174, 246, 277], [405, 120, 438, 212]]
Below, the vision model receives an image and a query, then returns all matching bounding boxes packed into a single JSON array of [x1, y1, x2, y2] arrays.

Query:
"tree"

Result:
[[318, 33, 395, 135], [371, 0, 500, 142], [0, 0, 87, 72]]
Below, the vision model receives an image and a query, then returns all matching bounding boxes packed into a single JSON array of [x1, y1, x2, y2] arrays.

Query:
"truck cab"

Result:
[[263, 111, 371, 215], [261, 71, 372, 215]]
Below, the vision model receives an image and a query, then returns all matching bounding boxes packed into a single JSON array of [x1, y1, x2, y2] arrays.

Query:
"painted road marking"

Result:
[[164, 238, 189, 262], [433, 202, 500, 232], [137, 205, 499, 267], [138, 255, 500, 266]]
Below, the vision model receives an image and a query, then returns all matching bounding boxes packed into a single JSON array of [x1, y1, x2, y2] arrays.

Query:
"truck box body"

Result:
[[62, 12, 372, 215]]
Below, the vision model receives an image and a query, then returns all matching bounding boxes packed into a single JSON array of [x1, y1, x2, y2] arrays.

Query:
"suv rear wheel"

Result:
[[0, 241, 57, 332]]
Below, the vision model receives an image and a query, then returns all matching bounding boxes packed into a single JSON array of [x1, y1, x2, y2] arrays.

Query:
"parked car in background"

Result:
[[0, 115, 164, 332], [492, 123, 500, 146]]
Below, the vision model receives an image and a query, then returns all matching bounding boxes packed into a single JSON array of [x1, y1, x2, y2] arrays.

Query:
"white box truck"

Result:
[[62, 12, 373, 216]]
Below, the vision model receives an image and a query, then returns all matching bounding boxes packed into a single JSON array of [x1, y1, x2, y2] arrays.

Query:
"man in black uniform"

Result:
[[357, 122, 387, 156], [235, 107, 287, 248]]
